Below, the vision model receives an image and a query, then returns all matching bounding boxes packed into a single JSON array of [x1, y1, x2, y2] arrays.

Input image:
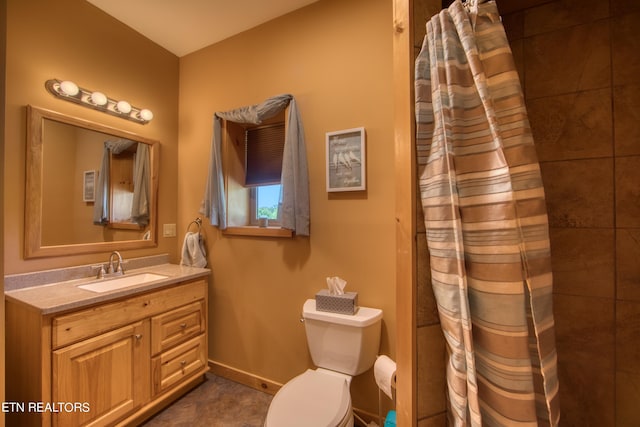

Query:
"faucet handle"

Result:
[[91, 264, 106, 279]]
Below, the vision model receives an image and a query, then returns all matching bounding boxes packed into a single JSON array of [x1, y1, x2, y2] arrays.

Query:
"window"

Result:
[[222, 114, 291, 236], [250, 184, 281, 225], [245, 123, 285, 186], [245, 123, 284, 226]]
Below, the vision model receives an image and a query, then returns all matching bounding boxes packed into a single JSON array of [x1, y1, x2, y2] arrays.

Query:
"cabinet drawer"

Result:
[[151, 300, 205, 355], [53, 280, 206, 349], [153, 334, 207, 395]]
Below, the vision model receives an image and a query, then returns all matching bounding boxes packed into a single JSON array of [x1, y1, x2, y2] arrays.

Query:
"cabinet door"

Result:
[[53, 321, 150, 427]]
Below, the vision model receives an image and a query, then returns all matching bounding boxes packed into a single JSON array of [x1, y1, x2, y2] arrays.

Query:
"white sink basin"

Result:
[[78, 273, 169, 293]]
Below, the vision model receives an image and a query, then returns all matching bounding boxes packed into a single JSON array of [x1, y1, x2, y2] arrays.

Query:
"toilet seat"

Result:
[[265, 369, 352, 427]]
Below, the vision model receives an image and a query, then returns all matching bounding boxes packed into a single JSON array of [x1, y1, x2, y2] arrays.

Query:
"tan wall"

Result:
[[4, 0, 397, 418], [4, 0, 180, 274], [178, 0, 395, 414]]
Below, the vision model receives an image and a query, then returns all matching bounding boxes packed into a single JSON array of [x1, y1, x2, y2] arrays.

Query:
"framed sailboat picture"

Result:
[[326, 127, 366, 192]]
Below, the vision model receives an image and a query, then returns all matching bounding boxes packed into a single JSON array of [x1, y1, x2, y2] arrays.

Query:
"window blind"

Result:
[[245, 123, 285, 186]]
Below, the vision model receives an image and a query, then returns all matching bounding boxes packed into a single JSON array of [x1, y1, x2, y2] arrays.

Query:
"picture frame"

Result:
[[83, 170, 96, 202], [326, 127, 366, 192]]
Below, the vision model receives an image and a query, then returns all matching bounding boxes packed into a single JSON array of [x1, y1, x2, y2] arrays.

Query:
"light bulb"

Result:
[[59, 80, 79, 96], [116, 100, 132, 114], [90, 91, 107, 106], [139, 109, 154, 121]]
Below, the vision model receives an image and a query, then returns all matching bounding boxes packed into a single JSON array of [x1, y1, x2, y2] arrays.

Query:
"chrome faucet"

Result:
[[107, 251, 125, 275]]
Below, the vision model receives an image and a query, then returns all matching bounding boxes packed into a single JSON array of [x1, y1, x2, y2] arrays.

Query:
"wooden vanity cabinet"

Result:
[[6, 278, 208, 427]]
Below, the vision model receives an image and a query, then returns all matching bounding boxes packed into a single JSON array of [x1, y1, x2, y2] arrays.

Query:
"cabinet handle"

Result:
[[180, 323, 187, 329], [134, 334, 143, 340], [180, 360, 187, 367]]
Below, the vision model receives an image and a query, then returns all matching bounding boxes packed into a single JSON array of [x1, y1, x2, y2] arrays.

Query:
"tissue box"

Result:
[[315, 289, 358, 315]]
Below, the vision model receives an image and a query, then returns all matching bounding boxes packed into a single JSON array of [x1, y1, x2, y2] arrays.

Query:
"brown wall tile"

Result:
[[550, 228, 614, 298], [611, 12, 640, 87], [616, 371, 640, 427], [614, 84, 640, 156], [417, 325, 447, 419], [497, 0, 555, 15], [501, 10, 525, 41], [611, 0, 640, 15], [510, 38, 525, 91], [615, 156, 640, 228], [540, 158, 614, 228], [523, 0, 610, 37], [553, 294, 615, 427], [413, 0, 441, 50], [413, 3, 449, 425], [528, 89, 613, 161], [616, 229, 640, 302], [524, 20, 610, 99], [418, 412, 447, 427], [616, 300, 640, 374], [417, 186, 426, 234], [417, 232, 439, 327]]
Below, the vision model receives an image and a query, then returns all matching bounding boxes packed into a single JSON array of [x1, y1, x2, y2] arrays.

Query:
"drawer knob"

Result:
[[134, 334, 143, 340], [180, 323, 187, 329], [180, 360, 187, 367]]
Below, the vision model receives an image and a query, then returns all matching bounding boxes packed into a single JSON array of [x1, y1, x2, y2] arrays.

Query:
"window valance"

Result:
[[200, 94, 310, 236]]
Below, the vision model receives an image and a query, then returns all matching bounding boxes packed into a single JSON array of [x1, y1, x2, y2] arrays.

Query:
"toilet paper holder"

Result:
[[373, 355, 396, 427], [374, 355, 396, 400]]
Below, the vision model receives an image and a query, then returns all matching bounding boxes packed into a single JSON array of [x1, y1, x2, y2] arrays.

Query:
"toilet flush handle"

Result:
[[299, 315, 305, 323]]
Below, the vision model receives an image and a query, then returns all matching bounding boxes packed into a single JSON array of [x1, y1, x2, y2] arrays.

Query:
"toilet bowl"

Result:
[[264, 369, 353, 427], [264, 299, 383, 427]]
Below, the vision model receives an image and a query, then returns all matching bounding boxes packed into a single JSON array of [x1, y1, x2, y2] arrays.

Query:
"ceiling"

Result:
[[87, 0, 550, 58], [86, 0, 320, 57]]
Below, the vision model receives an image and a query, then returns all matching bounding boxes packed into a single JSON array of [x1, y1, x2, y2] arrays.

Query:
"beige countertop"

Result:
[[5, 263, 210, 315]]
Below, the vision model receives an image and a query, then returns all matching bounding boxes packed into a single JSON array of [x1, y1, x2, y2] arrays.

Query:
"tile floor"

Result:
[[141, 373, 273, 427]]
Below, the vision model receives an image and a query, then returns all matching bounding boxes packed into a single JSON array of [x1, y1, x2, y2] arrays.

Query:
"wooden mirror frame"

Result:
[[25, 105, 159, 258]]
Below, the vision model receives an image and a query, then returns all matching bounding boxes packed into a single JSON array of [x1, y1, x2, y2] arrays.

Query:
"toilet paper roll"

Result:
[[374, 355, 397, 399]]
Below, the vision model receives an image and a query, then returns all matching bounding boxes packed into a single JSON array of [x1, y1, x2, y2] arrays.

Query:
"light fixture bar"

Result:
[[45, 79, 153, 124]]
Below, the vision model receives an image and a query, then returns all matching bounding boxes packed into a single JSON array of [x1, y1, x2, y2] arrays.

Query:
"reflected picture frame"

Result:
[[326, 127, 366, 192], [83, 170, 96, 202]]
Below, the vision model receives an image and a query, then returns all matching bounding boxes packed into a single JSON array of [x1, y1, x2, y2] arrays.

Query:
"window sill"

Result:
[[222, 226, 293, 238]]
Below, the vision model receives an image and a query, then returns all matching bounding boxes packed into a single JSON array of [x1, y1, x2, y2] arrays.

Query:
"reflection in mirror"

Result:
[[26, 105, 159, 258]]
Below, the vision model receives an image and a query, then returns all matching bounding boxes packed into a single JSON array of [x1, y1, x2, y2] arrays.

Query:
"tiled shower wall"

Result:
[[413, 1, 448, 426], [505, 0, 640, 425], [413, 0, 640, 426]]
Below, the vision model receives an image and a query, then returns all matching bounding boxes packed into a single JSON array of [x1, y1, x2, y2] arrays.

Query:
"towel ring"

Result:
[[186, 217, 202, 234]]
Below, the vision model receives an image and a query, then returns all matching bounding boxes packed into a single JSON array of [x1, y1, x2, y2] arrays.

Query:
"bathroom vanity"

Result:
[[5, 262, 209, 427]]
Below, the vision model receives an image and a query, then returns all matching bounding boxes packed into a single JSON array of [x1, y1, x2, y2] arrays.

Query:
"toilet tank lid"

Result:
[[303, 299, 382, 327]]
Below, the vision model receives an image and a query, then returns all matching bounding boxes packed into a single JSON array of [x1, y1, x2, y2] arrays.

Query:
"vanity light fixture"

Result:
[[45, 79, 153, 124]]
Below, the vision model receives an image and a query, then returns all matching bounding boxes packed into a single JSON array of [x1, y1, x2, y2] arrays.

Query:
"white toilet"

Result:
[[264, 299, 383, 427]]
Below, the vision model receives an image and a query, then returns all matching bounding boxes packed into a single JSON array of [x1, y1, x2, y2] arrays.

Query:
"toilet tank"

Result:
[[302, 299, 382, 376]]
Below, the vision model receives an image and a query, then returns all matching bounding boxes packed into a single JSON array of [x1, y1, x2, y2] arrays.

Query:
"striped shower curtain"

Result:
[[414, 1, 560, 425]]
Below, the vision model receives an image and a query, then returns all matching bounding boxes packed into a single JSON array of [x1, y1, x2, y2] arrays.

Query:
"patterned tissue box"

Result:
[[315, 289, 359, 315]]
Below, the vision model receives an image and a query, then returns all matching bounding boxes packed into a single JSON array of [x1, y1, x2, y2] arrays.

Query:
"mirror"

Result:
[[25, 105, 159, 258]]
